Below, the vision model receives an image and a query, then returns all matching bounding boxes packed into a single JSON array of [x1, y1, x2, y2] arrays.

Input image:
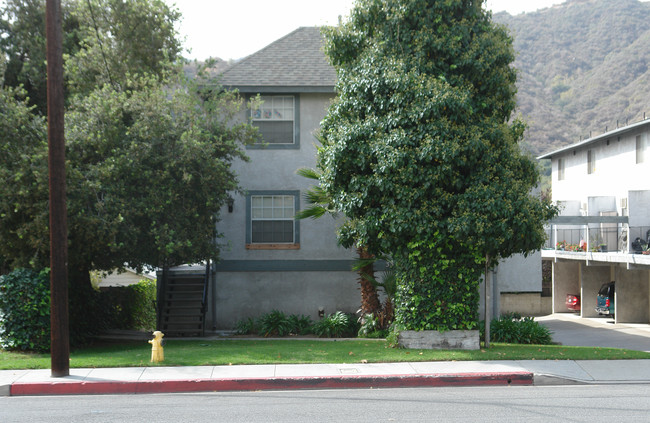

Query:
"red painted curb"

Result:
[[10, 372, 532, 396]]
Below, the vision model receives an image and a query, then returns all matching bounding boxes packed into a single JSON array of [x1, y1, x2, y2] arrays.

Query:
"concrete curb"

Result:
[[8, 372, 533, 396]]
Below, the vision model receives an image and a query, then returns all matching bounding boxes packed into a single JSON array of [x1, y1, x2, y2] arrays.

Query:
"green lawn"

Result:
[[2, 339, 649, 370]]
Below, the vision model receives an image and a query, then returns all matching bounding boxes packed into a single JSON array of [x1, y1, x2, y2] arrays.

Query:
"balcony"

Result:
[[542, 216, 650, 268]]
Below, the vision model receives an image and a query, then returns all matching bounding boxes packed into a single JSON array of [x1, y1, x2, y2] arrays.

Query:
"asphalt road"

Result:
[[2, 384, 650, 422]]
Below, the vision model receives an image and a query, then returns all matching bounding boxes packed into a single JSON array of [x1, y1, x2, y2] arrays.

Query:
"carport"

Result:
[[549, 258, 650, 324]]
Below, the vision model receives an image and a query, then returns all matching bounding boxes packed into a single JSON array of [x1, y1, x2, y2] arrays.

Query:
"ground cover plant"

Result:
[[481, 313, 553, 345], [1, 340, 648, 370], [235, 310, 358, 338]]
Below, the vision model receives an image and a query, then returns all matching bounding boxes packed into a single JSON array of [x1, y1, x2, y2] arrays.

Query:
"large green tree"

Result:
[[0, 0, 180, 114], [319, 0, 556, 333], [0, 0, 256, 341]]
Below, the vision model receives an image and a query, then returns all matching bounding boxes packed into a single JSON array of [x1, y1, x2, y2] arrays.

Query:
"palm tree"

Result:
[[295, 167, 382, 318]]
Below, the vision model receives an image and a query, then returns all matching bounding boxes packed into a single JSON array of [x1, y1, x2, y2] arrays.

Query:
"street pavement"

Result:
[[2, 313, 650, 396]]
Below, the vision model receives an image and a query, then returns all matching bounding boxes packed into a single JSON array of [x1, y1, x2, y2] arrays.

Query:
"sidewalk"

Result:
[[3, 359, 650, 396]]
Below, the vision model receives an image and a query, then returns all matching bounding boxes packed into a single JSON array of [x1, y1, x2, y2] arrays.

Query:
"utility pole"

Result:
[[46, 0, 69, 377]]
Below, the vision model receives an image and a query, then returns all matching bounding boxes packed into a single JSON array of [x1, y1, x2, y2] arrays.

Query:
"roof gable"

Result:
[[219, 27, 336, 93]]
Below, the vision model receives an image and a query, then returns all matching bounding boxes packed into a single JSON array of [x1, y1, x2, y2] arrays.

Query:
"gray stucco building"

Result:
[[209, 27, 360, 329]]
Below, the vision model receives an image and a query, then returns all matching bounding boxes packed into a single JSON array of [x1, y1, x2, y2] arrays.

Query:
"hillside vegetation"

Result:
[[494, 0, 650, 156]]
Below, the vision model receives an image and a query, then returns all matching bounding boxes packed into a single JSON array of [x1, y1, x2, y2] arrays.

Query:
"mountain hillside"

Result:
[[493, 0, 650, 156]]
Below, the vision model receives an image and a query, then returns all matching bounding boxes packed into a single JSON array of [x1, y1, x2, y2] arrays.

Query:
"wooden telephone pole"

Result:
[[46, 0, 70, 377]]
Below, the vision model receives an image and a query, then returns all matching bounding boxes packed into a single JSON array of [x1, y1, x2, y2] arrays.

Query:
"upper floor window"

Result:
[[557, 158, 565, 181], [251, 95, 296, 145], [587, 149, 596, 174], [636, 134, 648, 164]]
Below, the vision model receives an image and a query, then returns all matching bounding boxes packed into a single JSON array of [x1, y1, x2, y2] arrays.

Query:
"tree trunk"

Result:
[[484, 254, 491, 348], [357, 246, 382, 316], [68, 266, 104, 345], [379, 296, 394, 328]]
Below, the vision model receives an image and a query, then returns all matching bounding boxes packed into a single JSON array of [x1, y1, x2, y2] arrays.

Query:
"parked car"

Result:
[[565, 294, 580, 311], [596, 281, 615, 316]]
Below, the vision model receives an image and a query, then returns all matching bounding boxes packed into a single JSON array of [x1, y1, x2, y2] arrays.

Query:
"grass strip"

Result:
[[2, 339, 649, 370]]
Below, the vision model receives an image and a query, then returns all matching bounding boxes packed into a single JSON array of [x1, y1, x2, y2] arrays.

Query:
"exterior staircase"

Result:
[[157, 263, 210, 337]]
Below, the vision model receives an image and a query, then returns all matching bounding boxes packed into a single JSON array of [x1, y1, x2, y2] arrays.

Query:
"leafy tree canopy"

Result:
[[0, 1, 256, 278], [319, 0, 556, 331], [1, 0, 181, 115]]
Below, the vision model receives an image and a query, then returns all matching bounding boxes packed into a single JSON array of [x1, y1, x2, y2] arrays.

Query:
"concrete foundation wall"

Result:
[[500, 293, 551, 316], [398, 330, 480, 350], [616, 267, 650, 323], [553, 261, 580, 313], [209, 270, 359, 329]]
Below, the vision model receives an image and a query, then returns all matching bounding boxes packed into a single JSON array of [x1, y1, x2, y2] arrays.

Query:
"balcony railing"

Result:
[[543, 216, 650, 255]]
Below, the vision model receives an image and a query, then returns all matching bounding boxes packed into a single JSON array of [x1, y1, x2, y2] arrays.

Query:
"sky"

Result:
[[167, 0, 567, 61]]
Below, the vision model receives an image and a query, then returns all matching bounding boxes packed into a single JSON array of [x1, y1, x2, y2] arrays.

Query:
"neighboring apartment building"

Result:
[[538, 118, 650, 324]]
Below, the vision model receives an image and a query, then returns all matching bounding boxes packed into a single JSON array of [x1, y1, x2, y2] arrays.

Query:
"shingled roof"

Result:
[[220, 27, 336, 93]]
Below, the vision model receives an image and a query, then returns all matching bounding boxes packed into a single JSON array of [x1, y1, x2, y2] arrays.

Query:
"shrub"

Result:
[[0, 268, 51, 352], [287, 314, 313, 335], [312, 311, 358, 338], [99, 279, 156, 331], [129, 279, 157, 330], [258, 310, 292, 337], [481, 314, 552, 345], [234, 317, 258, 335], [358, 313, 388, 338], [394, 242, 482, 332]]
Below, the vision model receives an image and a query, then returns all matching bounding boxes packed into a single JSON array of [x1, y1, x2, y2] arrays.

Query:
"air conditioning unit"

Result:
[[620, 198, 628, 209]]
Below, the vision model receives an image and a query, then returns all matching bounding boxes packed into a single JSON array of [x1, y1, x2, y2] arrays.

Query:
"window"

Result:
[[250, 95, 299, 148], [636, 134, 648, 164], [557, 157, 565, 181], [246, 191, 300, 249], [587, 149, 596, 174]]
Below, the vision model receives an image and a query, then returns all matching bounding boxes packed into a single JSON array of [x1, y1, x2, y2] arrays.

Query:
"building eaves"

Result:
[[537, 118, 650, 160]]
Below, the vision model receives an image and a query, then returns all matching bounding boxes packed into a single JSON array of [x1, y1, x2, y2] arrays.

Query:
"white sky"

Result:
[[2, 0, 644, 61], [167, 0, 568, 61]]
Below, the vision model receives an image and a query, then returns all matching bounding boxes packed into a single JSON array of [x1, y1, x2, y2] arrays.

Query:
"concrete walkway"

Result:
[[2, 359, 650, 396], [537, 313, 650, 352]]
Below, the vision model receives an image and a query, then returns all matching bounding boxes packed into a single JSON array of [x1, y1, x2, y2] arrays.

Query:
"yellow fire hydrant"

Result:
[[148, 330, 165, 363]]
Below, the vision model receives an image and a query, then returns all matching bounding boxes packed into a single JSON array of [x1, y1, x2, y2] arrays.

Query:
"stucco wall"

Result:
[[551, 123, 650, 207], [208, 270, 359, 329], [552, 261, 580, 313], [628, 190, 650, 228], [208, 92, 361, 329], [497, 252, 542, 292], [616, 267, 650, 323], [216, 92, 350, 262], [499, 293, 551, 316]]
